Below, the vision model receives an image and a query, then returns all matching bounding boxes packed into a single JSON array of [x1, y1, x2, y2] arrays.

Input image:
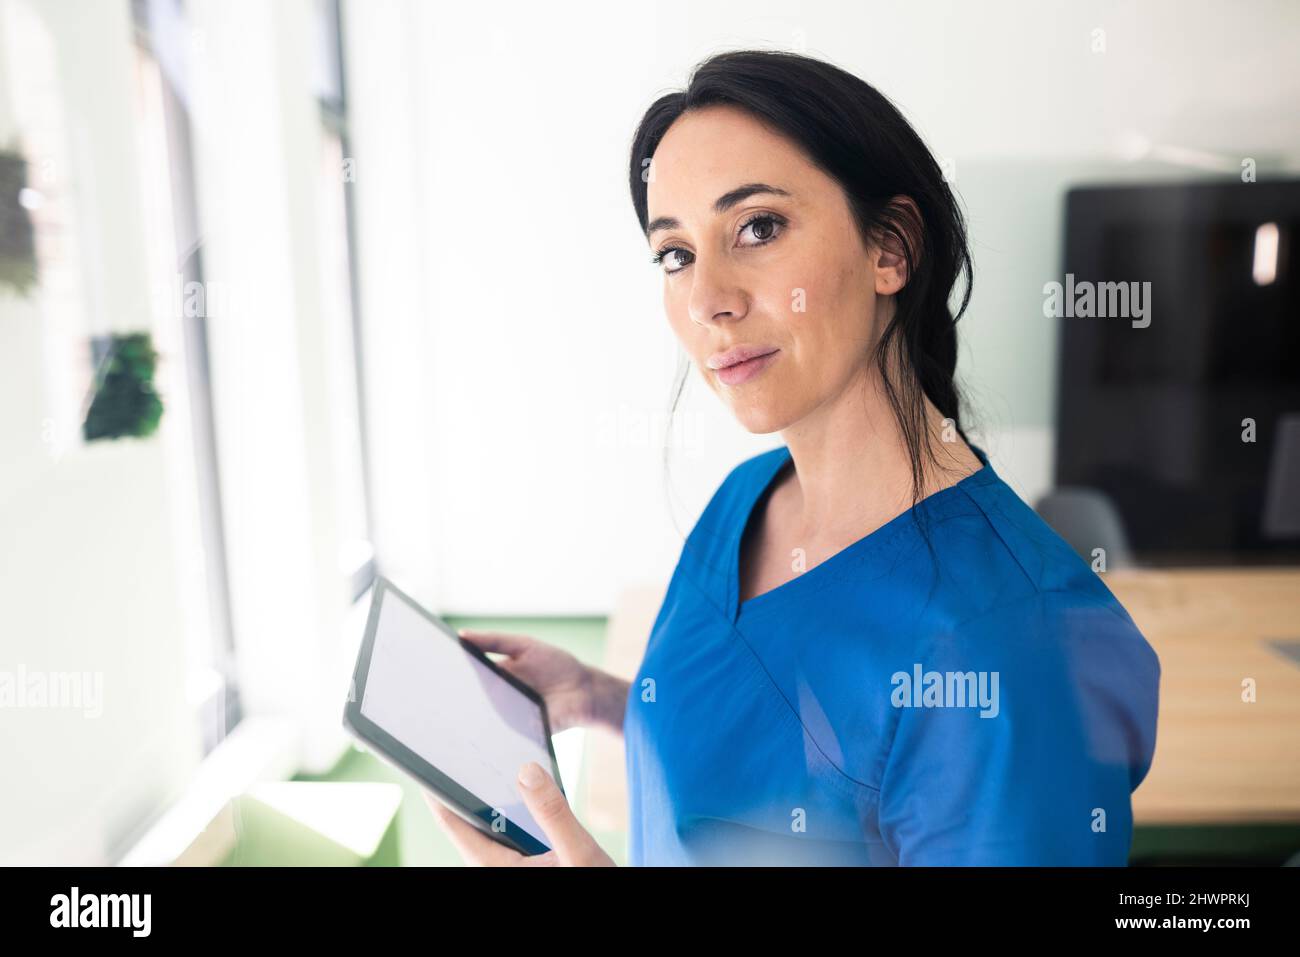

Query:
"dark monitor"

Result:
[[1054, 178, 1300, 565]]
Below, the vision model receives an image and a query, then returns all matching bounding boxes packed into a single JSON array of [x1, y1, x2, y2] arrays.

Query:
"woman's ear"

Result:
[[873, 195, 923, 296]]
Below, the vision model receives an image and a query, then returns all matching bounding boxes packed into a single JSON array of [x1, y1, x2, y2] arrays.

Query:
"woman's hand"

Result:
[[457, 628, 622, 733], [424, 761, 615, 866]]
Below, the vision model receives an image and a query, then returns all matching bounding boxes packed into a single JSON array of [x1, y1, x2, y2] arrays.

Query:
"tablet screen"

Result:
[[358, 585, 555, 847]]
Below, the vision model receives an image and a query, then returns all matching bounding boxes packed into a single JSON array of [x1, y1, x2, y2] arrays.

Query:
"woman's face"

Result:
[[645, 105, 906, 434]]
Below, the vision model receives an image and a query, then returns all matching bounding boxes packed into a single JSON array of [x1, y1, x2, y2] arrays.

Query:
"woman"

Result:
[[426, 49, 1160, 867]]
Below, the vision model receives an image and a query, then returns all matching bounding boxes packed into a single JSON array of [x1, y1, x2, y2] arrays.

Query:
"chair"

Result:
[[1034, 486, 1134, 570]]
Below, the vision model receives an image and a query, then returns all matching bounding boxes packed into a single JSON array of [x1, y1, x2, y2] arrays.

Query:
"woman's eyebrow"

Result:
[[646, 182, 792, 238]]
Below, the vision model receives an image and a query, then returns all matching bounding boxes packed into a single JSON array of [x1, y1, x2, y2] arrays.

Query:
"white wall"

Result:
[[343, 0, 1300, 614]]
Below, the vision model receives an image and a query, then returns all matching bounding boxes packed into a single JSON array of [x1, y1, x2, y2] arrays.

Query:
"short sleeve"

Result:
[[876, 588, 1161, 866]]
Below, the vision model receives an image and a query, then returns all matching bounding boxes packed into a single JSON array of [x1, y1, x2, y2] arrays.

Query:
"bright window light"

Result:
[[1253, 222, 1279, 286]]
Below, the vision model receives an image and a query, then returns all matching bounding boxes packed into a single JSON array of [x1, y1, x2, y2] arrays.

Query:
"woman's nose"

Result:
[[686, 256, 749, 327]]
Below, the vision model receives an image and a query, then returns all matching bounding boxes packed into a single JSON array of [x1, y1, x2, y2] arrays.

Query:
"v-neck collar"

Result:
[[726, 443, 995, 625]]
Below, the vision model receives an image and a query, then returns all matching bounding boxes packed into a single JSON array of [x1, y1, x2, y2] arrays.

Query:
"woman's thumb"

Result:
[[516, 762, 592, 865]]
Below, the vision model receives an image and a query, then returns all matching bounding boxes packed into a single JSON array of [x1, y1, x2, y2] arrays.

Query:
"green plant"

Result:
[[82, 332, 165, 441]]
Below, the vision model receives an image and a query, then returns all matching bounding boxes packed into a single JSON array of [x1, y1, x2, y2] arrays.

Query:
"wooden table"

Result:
[[1105, 568, 1300, 825]]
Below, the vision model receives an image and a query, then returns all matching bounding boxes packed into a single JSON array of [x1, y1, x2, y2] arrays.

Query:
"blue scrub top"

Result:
[[623, 443, 1160, 866]]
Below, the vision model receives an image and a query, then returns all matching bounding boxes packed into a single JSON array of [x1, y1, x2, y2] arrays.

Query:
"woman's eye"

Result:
[[739, 213, 785, 246], [651, 247, 693, 274]]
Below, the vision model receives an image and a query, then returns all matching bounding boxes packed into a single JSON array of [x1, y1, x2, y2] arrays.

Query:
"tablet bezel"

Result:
[[341, 575, 563, 856]]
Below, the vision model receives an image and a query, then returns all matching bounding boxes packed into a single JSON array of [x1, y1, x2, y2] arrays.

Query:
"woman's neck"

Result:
[[776, 367, 981, 541]]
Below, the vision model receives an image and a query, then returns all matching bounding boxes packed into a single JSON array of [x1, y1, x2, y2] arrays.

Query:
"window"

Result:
[[313, 0, 377, 602], [131, 0, 240, 756]]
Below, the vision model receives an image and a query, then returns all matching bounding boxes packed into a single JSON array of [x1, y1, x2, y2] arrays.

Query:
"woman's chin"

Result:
[[728, 404, 788, 436]]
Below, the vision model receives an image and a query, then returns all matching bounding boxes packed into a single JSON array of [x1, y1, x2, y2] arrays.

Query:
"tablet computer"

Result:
[[342, 576, 563, 856]]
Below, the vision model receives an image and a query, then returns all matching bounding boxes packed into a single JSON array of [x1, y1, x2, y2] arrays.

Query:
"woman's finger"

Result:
[[423, 791, 522, 866], [456, 629, 532, 657], [514, 762, 608, 866], [518, 849, 560, 867]]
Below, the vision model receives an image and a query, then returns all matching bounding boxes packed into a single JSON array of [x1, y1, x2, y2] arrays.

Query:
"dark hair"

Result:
[[628, 49, 977, 542]]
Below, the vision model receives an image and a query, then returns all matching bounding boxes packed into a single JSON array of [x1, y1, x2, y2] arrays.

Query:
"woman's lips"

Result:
[[715, 349, 779, 386]]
